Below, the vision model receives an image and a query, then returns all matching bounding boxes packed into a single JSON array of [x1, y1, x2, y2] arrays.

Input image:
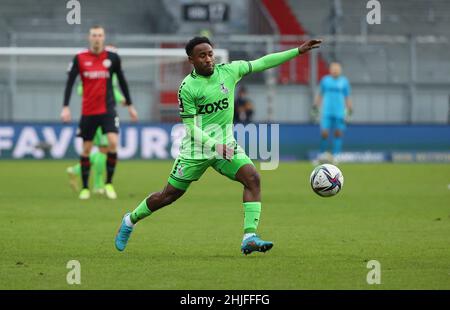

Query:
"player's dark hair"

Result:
[[185, 36, 213, 56]]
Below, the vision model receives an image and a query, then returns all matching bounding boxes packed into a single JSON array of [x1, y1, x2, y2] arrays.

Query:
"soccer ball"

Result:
[[310, 164, 344, 197]]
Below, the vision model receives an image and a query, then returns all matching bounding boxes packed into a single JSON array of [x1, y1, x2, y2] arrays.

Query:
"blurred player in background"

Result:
[[66, 58, 126, 195], [234, 86, 254, 124], [115, 36, 322, 255], [313, 62, 352, 164], [61, 26, 138, 200]]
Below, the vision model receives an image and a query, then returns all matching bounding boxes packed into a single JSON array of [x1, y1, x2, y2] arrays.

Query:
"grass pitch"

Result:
[[0, 160, 449, 289]]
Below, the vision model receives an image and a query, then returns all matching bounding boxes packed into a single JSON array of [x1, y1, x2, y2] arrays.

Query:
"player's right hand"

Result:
[[215, 144, 234, 161], [127, 105, 138, 123], [60, 107, 71, 123], [347, 106, 353, 116]]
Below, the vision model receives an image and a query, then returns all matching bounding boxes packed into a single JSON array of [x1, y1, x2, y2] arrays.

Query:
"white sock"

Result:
[[243, 233, 256, 241], [124, 214, 135, 228]]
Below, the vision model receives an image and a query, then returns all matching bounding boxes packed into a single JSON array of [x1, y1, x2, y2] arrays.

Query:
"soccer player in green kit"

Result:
[[115, 37, 322, 254]]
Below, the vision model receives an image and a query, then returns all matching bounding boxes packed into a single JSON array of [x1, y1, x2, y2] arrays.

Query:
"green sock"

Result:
[[130, 197, 153, 224], [243, 202, 261, 233], [92, 152, 106, 189]]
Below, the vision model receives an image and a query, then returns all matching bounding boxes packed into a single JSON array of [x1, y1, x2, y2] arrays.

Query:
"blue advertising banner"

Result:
[[0, 123, 449, 161]]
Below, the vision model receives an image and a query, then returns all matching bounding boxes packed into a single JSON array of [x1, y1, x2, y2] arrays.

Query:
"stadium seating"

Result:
[[288, 0, 450, 36], [287, 0, 450, 84], [0, 0, 173, 38]]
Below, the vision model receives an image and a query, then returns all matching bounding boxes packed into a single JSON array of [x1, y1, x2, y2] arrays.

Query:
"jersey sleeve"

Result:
[[63, 56, 79, 106], [111, 53, 132, 105], [224, 48, 301, 83], [226, 60, 252, 82], [178, 81, 197, 118], [249, 48, 299, 73]]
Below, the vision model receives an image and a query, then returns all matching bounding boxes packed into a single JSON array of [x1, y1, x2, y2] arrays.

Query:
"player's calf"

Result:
[[234, 164, 273, 255], [146, 185, 185, 212], [114, 184, 185, 251], [235, 164, 261, 201]]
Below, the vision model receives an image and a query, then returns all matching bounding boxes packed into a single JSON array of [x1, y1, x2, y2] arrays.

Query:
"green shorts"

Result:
[[93, 127, 109, 147], [168, 144, 254, 191]]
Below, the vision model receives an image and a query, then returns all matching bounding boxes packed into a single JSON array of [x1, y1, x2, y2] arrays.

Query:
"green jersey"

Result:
[[177, 47, 300, 160], [178, 61, 251, 159]]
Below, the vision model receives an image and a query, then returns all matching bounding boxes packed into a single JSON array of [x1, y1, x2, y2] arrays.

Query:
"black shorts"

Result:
[[77, 113, 119, 141]]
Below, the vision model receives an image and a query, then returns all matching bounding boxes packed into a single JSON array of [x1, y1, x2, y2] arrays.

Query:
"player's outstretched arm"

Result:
[[249, 39, 323, 73], [298, 39, 323, 53]]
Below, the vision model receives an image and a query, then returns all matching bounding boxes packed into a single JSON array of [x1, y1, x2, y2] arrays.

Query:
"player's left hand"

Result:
[[345, 107, 353, 123], [347, 107, 353, 116], [128, 105, 138, 122], [299, 39, 323, 54]]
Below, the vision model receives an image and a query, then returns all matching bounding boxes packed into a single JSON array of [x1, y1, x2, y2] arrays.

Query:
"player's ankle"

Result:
[[243, 233, 256, 241], [124, 214, 135, 228]]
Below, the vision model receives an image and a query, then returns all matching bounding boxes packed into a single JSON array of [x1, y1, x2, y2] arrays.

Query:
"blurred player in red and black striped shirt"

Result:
[[61, 25, 138, 200]]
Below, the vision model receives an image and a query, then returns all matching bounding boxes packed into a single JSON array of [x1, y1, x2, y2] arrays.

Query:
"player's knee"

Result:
[[334, 130, 343, 137], [147, 191, 176, 211], [247, 172, 261, 192], [321, 132, 329, 139]]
